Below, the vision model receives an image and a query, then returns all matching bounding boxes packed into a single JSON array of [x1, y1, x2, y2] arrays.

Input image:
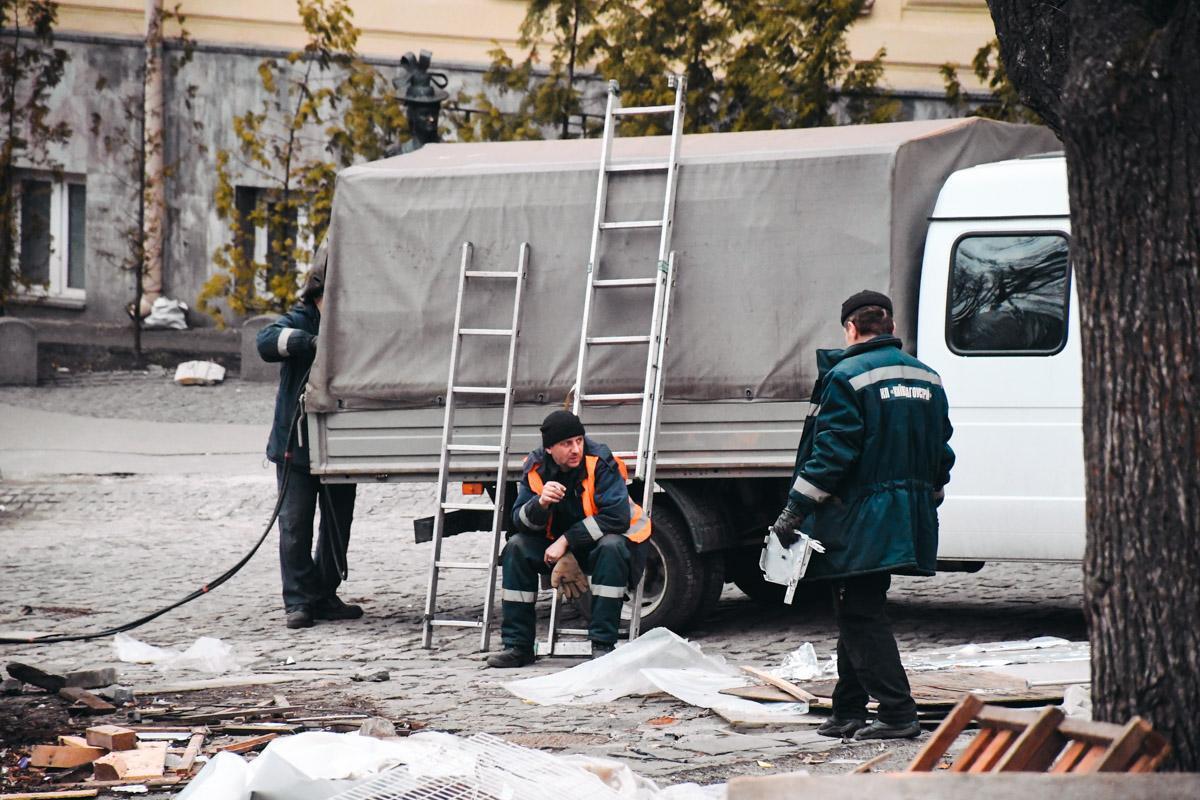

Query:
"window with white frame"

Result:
[[15, 176, 87, 304], [234, 186, 312, 300]]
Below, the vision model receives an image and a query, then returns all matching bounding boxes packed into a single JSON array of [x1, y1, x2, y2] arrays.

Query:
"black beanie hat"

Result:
[[540, 410, 586, 448], [840, 289, 893, 324]]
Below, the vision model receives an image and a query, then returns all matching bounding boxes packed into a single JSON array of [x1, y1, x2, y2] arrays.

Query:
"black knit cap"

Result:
[[540, 410, 586, 448], [840, 289, 893, 324]]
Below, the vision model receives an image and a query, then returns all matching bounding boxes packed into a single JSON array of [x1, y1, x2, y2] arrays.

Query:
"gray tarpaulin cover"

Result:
[[307, 118, 1058, 412]]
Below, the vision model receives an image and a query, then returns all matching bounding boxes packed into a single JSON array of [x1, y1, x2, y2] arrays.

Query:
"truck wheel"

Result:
[[727, 546, 829, 609], [572, 502, 712, 634]]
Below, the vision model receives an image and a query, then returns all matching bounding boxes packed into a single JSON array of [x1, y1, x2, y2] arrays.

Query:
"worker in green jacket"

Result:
[[771, 290, 954, 741]]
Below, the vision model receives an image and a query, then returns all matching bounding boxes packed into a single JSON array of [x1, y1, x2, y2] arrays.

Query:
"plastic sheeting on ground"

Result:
[[113, 632, 242, 673], [503, 628, 813, 724], [901, 636, 1089, 672], [177, 730, 723, 800], [504, 628, 740, 706]]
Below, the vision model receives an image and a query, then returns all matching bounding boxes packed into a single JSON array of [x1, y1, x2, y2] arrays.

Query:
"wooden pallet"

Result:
[[908, 693, 1171, 773]]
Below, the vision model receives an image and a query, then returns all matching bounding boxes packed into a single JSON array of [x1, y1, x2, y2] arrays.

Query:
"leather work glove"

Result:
[[551, 552, 589, 600], [770, 507, 803, 549]]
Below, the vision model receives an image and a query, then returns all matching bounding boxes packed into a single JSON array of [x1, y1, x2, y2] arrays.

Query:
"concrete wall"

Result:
[[7, 33, 497, 328]]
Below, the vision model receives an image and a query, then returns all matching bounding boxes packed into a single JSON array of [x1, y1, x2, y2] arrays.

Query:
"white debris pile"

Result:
[[178, 730, 723, 800], [174, 360, 226, 385], [113, 633, 242, 674]]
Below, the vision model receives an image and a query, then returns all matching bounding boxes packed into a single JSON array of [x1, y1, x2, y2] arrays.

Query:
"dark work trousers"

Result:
[[276, 463, 357, 612], [500, 532, 634, 649], [831, 571, 917, 724]]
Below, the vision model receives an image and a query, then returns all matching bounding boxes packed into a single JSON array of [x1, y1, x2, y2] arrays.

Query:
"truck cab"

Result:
[[916, 153, 1083, 563]]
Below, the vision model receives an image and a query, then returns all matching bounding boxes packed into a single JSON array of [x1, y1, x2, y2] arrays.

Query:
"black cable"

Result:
[[0, 366, 313, 646]]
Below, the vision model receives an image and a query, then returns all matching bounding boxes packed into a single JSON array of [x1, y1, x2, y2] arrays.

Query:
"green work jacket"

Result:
[[787, 335, 955, 580]]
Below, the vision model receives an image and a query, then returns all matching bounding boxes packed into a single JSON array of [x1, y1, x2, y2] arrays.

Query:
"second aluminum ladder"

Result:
[[558, 74, 686, 648], [422, 241, 529, 651]]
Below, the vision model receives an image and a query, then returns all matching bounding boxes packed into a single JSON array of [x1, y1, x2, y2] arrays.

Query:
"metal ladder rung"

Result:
[[441, 501, 497, 511], [464, 270, 520, 279], [445, 443, 502, 453], [613, 450, 637, 460], [587, 335, 651, 345], [451, 385, 507, 395], [459, 328, 514, 337], [435, 560, 492, 570], [429, 619, 485, 629], [607, 161, 670, 173], [614, 104, 674, 116], [581, 392, 645, 403], [594, 278, 657, 288], [600, 219, 663, 230]]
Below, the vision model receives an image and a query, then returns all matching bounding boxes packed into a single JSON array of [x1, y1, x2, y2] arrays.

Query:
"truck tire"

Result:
[[572, 502, 716, 634]]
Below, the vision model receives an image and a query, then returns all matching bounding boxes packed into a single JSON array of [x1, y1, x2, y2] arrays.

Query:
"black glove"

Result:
[[770, 507, 802, 548]]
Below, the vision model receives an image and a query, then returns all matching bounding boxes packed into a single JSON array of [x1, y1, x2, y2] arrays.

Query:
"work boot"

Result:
[[286, 607, 313, 629], [590, 641, 616, 659], [486, 648, 535, 669], [313, 595, 364, 621], [853, 719, 921, 740], [816, 716, 868, 738]]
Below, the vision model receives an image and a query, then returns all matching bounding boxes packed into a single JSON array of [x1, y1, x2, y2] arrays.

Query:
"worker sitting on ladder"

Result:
[[488, 410, 652, 668]]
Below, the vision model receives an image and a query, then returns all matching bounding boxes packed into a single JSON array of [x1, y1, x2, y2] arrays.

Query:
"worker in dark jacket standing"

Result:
[[771, 290, 954, 740], [487, 410, 651, 668], [256, 247, 361, 630]]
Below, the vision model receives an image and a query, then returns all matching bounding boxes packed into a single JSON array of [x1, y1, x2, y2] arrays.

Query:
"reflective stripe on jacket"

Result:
[[787, 334, 955, 580]]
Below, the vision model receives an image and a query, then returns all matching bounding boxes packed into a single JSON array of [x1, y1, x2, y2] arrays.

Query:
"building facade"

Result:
[[6, 0, 998, 327]]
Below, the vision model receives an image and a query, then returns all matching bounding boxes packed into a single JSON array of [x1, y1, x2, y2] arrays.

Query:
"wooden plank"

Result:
[[0, 790, 99, 799], [92, 743, 167, 781], [719, 685, 796, 703], [273, 694, 290, 708], [215, 733, 277, 754], [1050, 741, 1090, 773], [851, 752, 892, 773], [1058, 718, 1129, 745], [1072, 744, 1108, 773], [976, 706, 1045, 732], [908, 694, 985, 772], [1129, 731, 1171, 773], [85, 724, 138, 751], [968, 728, 1016, 773], [175, 728, 207, 774], [995, 706, 1066, 772], [950, 728, 996, 773], [56, 687, 115, 714], [28, 745, 106, 769], [1092, 718, 1150, 773], [740, 666, 819, 703], [56, 736, 90, 748]]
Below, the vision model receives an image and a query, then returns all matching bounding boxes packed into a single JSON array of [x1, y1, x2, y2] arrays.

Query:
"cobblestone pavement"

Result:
[[0, 375, 1086, 787]]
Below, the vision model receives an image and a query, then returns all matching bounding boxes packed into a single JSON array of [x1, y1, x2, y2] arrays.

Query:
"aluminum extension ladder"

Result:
[[422, 241, 529, 651], [546, 75, 686, 655]]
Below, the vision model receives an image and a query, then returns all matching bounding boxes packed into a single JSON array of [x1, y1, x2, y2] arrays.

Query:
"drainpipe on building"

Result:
[[139, 0, 165, 317]]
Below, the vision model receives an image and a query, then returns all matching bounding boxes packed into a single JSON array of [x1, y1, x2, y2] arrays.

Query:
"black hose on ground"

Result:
[[0, 372, 314, 646]]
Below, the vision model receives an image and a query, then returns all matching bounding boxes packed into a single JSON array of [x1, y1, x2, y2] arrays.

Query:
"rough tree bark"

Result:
[[988, 0, 1199, 769]]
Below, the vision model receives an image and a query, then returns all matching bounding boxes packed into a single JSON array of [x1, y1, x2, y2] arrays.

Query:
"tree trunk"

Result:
[[989, 0, 1200, 769], [140, 0, 165, 318]]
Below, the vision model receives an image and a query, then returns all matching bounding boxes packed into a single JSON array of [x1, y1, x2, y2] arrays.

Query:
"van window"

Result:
[[947, 233, 1071, 355]]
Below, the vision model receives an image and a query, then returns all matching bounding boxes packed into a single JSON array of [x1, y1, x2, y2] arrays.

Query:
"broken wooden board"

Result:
[[91, 742, 167, 781], [57, 687, 115, 714], [721, 685, 796, 703], [215, 733, 277, 753], [740, 666, 820, 703], [797, 669, 1069, 709], [28, 745, 106, 769], [85, 724, 137, 751], [0, 790, 100, 799]]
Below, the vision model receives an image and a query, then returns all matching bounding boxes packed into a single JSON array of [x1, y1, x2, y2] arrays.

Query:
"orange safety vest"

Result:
[[525, 453, 652, 543]]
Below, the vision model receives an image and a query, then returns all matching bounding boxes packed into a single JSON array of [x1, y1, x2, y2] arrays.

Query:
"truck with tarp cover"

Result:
[[304, 117, 1076, 631]]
